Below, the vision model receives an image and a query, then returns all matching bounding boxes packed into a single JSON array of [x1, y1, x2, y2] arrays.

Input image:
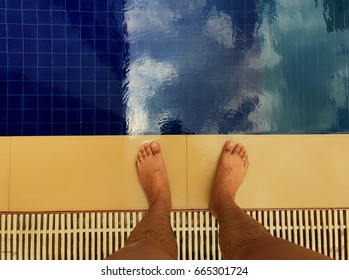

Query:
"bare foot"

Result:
[[136, 141, 172, 211], [209, 141, 249, 218]]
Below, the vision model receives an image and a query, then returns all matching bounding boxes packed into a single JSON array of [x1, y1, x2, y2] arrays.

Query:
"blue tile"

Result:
[[7, 24, 23, 38], [8, 109, 23, 123], [6, 9, 22, 24], [7, 0, 22, 9], [8, 124, 22, 135], [23, 124, 38, 136], [37, 0, 52, 10], [22, 0, 38, 10], [38, 124, 51, 135], [38, 11, 52, 24], [0, 125, 8, 136], [0, 40, 6, 52], [39, 109, 52, 122], [23, 11, 38, 24], [23, 109, 38, 123]]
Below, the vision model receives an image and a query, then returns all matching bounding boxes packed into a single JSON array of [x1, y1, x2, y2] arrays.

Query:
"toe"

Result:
[[239, 147, 246, 158], [223, 140, 234, 153], [140, 147, 147, 158], [150, 141, 161, 155], [233, 143, 243, 156], [145, 144, 153, 156]]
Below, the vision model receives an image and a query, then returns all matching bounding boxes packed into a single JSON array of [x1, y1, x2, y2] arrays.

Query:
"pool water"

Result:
[[0, 0, 348, 136]]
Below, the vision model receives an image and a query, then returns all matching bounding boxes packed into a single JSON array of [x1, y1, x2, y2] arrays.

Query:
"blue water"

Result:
[[0, 0, 348, 136]]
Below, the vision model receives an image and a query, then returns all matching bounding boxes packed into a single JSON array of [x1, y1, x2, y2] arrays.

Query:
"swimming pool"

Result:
[[0, 0, 348, 136]]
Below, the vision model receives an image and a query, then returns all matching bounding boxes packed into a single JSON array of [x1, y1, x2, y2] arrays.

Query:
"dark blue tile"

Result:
[[8, 109, 22, 123], [0, 109, 7, 123], [81, 0, 94, 11], [38, 54, 52, 66], [24, 54, 38, 67], [53, 96, 67, 109], [81, 12, 95, 26], [81, 123, 94, 135], [39, 96, 52, 109], [23, 25, 38, 39], [8, 81, 23, 94], [9, 95, 23, 108], [6, 9, 22, 24], [53, 109, 66, 122], [0, 24, 5, 37], [52, 26, 66, 39], [95, 109, 108, 122], [95, 123, 109, 135], [96, 82, 108, 95], [0, 1, 4, 8], [38, 68, 52, 81], [37, 0, 52, 10], [23, 124, 38, 136], [7, 0, 22, 9], [82, 68, 95, 80], [0, 96, 7, 109], [39, 107, 52, 123], [8, 39, 23, 52], [23, 81, 38, 94], [66, 0, 80, 11], [38, 124, 51, 135], [67, 67, 81, 81], [23, 110, 38, 123], [67, 40, 81, 53], [96, 95, 109, 108], [38, 40, 52, 53], [81, 54, 95, 66], [67, 54, 81, 66], [24, 39, 38, 52], [8, 124, 22, 135], [52, 54, 66, 67], [22, 0, 38, 10], [81, 109, 94, 122], [0, 39, 6, 52], [81, 26, 95, 40], [109, 95, 123, 109], [96, 68, 108, 81], [51, 11, 66, 23], [0, 52, 6, 66], [52, 39, 67, 53], [23, 96, 38, 109], [52, 68, 67, 81], [38, 11, 52, 24], [67, 109, 80, 122], [9, 54, 23, 67], [81, 81, 95, 95], [23, 11, 38, 24], [109, 109, 123, 121], [0, 125, 8, 136], [67, 123, 81, 135], [95, 0, 108, 11], [52, 124, 67, 135], [82, 96, 95, 108], [109, 122, 122, 134], [67, 96, 81, 108], [0, 11, 5, 23], [38, 25, 52, 38]]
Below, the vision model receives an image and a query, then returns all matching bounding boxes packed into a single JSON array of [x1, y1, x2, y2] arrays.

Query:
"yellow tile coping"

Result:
[[0, 137, 11, 211], [1, 135, 348, 212]]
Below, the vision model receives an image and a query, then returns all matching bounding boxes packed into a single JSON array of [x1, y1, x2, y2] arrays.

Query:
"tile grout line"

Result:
[[7, 137, 12, 212]]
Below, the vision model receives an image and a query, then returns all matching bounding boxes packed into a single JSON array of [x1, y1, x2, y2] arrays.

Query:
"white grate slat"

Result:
[[0, 209, 348, 260]]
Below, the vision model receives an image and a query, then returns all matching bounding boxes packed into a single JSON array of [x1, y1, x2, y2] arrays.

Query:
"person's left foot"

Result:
[[136, 141, 172, 211]]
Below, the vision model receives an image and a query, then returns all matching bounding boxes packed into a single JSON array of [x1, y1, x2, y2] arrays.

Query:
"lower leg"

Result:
[[106, 142, 177, 260], [210, 141, 330, 260]]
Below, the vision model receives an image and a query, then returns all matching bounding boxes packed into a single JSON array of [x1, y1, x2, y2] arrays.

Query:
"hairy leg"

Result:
[[210, 141, 330, 260], [106, 142, 177, 260]]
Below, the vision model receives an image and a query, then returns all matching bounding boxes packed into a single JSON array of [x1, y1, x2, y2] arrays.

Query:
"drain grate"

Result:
[[1, 209, 348, 260]]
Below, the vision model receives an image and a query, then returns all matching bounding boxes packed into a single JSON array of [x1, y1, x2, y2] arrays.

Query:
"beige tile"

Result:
[[188, 135, 349, 209], [0, 137, 11, 211], [10, 136, 187, 212]]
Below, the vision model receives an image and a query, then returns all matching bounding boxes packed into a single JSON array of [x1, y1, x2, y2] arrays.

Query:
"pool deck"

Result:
[[1, 134, 349, 212]]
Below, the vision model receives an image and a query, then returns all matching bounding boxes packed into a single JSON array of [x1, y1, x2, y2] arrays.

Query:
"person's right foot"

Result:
[[209, 141, 249, 218]]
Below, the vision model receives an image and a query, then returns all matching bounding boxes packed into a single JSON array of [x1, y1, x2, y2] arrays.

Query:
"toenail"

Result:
[[227, 141, 234, 147]]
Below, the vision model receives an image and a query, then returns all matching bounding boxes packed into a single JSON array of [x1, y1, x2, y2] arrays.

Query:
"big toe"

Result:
[[150, 141, 161, 155]]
